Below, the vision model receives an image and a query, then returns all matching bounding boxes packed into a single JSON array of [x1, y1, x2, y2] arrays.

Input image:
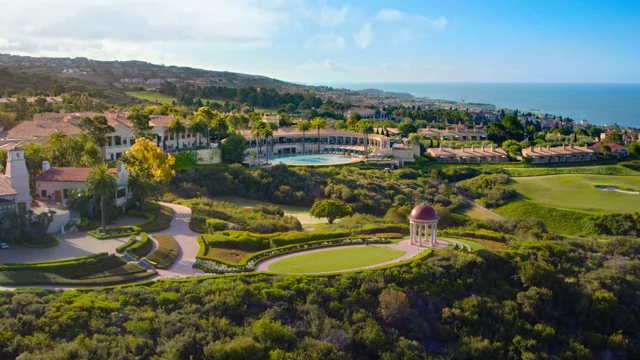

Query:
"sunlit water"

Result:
[[271, 154, 357, 165]]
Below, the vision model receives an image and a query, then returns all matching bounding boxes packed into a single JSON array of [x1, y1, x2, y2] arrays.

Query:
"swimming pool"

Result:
[[272, 154, 359, 165]]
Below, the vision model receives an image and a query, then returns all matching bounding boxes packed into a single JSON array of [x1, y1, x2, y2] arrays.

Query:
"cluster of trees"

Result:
[[586, 212, 640, 237], [169, 165, 464, 216], [455, 174, 518, 208], [3, 234, 639, 358]]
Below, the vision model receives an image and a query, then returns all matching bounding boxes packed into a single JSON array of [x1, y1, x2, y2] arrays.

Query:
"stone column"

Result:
[[417, 224, 422, 247], [409, 223, 414, 245], [431, 224, 436, 246]]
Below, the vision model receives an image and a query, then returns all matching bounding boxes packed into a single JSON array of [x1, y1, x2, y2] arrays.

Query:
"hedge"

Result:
[[0, 253, 112, 271], [205, 218, 229, 232], [440, 229, 510, 242], [0, 270, 156, 286], [19, 235, 60, 248], [116, 235, 138, 253], [201, 224, 410, 251], [145, 234, 179, 269], [128, 233, 152, 259], [2, 253, 108, 267], [137, 204, 174, 233], [88, 226, 140, 239], [79, 263, 148, 280], [129, 210, 156, 228]]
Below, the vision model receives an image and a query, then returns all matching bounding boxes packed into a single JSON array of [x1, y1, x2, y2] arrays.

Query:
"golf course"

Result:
[[509, 174, 640, 214]]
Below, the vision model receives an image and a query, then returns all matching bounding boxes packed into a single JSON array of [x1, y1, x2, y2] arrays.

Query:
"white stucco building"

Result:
[[0, 145, 31, 216]]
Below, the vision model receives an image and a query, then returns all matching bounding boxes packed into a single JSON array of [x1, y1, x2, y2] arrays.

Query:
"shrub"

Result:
[[440, 229, 510, 242], [88, 226, 139, 239], [456, 174, 517, 208], [619, 160, 640, 172], [136, 204, 174, 233], [205, 218, 229, 232], [20, 235, 59, 248], [116, 235, 138, 253], [128, 233, 153, 259], [145, 234, 179, 269]]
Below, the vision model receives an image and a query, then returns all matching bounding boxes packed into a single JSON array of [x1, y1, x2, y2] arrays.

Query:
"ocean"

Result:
[[330, 83, 640, 128]]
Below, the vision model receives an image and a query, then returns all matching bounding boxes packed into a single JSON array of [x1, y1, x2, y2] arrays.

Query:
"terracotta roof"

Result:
[[149, 115, 176, 127], [589, 142, 625, 152], [0, 174, 17, 197], [237, 126, 389, 140], [522, 145, 594, 156], [35, 167, 116, 182], [427, 146, 507, 158]]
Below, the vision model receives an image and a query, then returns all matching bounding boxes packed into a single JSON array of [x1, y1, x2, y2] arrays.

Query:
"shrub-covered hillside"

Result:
[[2, 236, 639, 359]]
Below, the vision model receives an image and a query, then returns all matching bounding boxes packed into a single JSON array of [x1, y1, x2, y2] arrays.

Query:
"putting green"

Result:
[[510, 174, 640, 214], [268, 246, 406, 273]]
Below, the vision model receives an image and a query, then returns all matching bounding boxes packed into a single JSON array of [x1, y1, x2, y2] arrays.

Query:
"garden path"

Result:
[[253, 239, 431, 274]]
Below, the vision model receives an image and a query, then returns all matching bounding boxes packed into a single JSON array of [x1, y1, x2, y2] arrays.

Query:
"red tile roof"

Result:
[[589, 142, 625, 152], [0, 174, 17, 197], [35, 167, 117, 182]]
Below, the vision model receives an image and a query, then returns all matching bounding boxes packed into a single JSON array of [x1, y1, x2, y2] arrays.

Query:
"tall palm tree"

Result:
[[266, 122, 279, 163], [297, 121, 311, 154], [310, 117, 326, 154], [86, 164, 117, 234], [167, 117, 187, 150], [357, 119, 374, 158], [194, 106, 214, 146], [211, 113, 229, 144], [251, 121, 267, 165], [188, 116, 207, 147]]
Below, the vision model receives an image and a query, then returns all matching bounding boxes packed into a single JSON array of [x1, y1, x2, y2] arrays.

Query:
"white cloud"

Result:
[[353, 23, 373, 49], [0, 38, 20, 48], [318, 4, 349, 27], [305, 34, 345, 52], [376, 8, 448, 31], [296, 59, 347, 72]]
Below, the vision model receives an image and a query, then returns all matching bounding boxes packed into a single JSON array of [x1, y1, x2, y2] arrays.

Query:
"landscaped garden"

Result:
[[266, 246, 406, 273]]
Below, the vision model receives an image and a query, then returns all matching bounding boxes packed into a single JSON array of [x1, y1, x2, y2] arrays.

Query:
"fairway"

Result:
[[125, 91, 177, 104], [212, 196, 319, 225], [510, 174, 640, 214], [268, 246, 406, 273]]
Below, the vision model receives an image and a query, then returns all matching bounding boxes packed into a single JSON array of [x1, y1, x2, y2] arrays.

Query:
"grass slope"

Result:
[[504, 165, 639, 177], [268, 246, 405, 273], [494, 200, 589, 236], [510, 174, 640, 214], [125, 91, 177, 104], [212, 196, 318, 226]]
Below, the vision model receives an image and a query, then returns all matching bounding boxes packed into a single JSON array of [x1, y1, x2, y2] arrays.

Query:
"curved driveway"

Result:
[[154, 202, 204, 277]]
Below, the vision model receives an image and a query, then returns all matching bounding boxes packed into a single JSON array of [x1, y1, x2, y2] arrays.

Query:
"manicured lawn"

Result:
[[212, 196, 319, 225], [494, 200, 589, 236], [456, 206, 496, 221], [268, 246, 405, 273], [125, 91, 177, 104], [440, 237, 486, 251], [504, 165, 638, 177], [510, 174, 640, 214]]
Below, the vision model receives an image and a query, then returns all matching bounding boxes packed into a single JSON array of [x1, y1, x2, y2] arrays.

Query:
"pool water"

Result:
[[272, 154, 358, 165]]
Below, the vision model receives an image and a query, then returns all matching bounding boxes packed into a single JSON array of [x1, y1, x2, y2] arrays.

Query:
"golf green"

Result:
[[268, 246, 406, 273], [510, 174, 640, 214]]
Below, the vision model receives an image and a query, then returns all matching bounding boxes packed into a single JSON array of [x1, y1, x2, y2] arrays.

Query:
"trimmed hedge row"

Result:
[[137, 204, 174, 233], [88, 226, 139, 239], [128, 233, 152, 259], [145, 234, 179, 269], [2, 253, 108, 267], [440, 228, 510, 242], [201, 224, 409, 251], [78, 263, 148, 280], [116, 235, 138, 253], [0, 253, 112, 271], [0, 270, 156, 286], [19, 235, 60, 248]]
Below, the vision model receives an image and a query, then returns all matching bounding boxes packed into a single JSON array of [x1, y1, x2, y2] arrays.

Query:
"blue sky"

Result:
[[1, 0, 639, 83]]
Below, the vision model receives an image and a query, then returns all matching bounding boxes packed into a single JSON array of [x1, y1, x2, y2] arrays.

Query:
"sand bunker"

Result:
[[595, 186, 640, 195]]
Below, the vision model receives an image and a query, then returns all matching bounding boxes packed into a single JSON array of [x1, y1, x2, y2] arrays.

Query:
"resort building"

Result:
[[344, 107, 387, 120], [589, 142, 629, 158], [522, 144, 596, 164], [418, 124, 488, 142], [35, 161, 132, 209], [427, 145, 508, 163], [237, 127, 391, 157]]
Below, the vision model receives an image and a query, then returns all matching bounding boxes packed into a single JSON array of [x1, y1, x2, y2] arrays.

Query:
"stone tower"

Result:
[[5, 145, 31, 212]]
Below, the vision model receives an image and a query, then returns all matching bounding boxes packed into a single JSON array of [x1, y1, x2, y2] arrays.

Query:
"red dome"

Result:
[[409, 203, 438, 221]]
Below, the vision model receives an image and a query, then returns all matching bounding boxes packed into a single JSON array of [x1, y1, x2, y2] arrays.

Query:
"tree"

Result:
[[220, 134, 248, 164], [127, 106, 153, 139], [311, 117, 326, 154], [0, 111, 16, 130], [251, 121, 267, 164], [397, 119, 417, 137], [378, 289, 411, 327], [628, 142, 640, 156], [211, 111, 229, 144], [193, 106, 214, 146], [78, 115, 115, 159], [122, 138, 175, 211], [86, 164, 118, 234], [263, 122, 278, 164], [603, 132, 624, 146], [167, 117, 187, 150], [309, 199, 353, 224], [408, 133, 422, 144], [297, 121, 311, 154], [357, 119, 374, 157], [501, 139, 522, 157]]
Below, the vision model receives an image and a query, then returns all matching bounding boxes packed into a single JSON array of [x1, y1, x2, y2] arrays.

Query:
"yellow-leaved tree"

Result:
[[122, 138, 175, 211]]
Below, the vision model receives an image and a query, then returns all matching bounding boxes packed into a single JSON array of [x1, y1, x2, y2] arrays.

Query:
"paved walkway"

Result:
[[154, 202, 204, 277], [253, 239, 442, 274]]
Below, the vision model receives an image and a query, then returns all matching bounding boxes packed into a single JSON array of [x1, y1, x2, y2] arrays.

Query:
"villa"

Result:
[[418, 124, 488, 142], [427, 145, 508, 163], [522, 144, 596, 164], [589, 142, 629, 158]]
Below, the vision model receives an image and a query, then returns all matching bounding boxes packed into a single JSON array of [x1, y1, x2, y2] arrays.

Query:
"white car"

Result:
[[0, 243, 8, 249]]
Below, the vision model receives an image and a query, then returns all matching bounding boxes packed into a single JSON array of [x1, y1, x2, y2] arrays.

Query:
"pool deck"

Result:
[[269, 154, 362, 166]]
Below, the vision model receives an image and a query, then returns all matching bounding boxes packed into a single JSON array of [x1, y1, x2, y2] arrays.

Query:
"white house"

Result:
[[35, 161, 132, 209], [0, 145, 31, 216]]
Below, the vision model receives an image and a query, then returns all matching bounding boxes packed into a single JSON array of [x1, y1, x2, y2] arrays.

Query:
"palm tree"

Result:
[[167, 117, 187, 150], [194, 106, 214, 146], [357, 119, 374, 158], [297, 121, 311, 154], [264, 122, 278, 163], [188, 116, 207, 147], [250, 121, 267, 165], [86, 164, 118, 234], [211, 113, 229, 144], [310, 117, 326, 154]]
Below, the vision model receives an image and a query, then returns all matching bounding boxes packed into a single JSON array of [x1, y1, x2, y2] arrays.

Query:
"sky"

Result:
[[1, 0, 639, 84]]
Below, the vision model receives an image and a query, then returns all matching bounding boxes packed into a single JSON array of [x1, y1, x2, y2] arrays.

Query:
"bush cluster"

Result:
[[455, 174, 517, 208], [128, 232, 153, 259], [585, 212, 640, 237]]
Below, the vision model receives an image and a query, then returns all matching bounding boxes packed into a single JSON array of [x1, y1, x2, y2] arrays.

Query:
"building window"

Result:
[[41, 190, 47, 198], [117, 188, 127, 199], [63, 189, 69, 199], [0, 203, 13, 217]]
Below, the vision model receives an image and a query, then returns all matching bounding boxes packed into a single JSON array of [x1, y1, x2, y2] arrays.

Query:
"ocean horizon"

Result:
[[324, 82, 640, 128]]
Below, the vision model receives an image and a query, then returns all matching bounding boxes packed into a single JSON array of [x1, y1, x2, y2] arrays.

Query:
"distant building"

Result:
[[418, 124, 487, 142], [146, 78, 163, 85], [522, 144, 596, 164], [345, 107, 387, 120], [589, 142, 629, 158], [427, 145, 508, 163]]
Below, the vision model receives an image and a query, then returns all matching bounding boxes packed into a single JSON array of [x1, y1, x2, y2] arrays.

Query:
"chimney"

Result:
[[570, 144, 574, 149], [471, 145, 475, 152], [481, 145, 485, 151], [439, 144, 443, 150], [547, 144, 550, 150], [491, 145, 495, 151], [563, 144, 566, 150], [42, 161, 51, 172], [530, 146, 534, 152]]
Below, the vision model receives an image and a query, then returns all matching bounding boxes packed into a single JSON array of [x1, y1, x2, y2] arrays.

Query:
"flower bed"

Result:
[[88, 226, 140, 239], [194, 237, 391, 274]]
